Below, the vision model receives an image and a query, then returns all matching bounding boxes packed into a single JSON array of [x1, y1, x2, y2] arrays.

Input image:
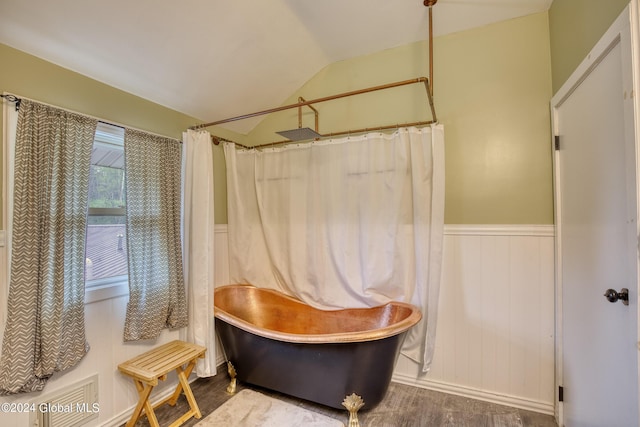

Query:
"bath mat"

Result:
[[195, 388, 345, 427]]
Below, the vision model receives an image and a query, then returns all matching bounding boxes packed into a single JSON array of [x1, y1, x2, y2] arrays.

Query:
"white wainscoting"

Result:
[[393, 225, 555, 415], [0, 224, 554, 426], [214, 224, 230, 290], [213, 224, 556, 415], [0, 231, 6, 335]]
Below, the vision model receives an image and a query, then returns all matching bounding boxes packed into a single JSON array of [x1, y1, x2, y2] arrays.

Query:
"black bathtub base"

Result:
[[224, 360, 366, 427], [216, 319, 406, 411]]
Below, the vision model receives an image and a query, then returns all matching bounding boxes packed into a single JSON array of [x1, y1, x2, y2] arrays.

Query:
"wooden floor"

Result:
[[126, 364, 558, 427]]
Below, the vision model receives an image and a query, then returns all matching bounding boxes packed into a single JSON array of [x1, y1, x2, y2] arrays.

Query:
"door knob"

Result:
[[604, 288, 629, 305]]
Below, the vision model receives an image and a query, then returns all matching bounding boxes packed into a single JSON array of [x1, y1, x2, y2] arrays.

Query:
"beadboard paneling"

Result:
[[0, 224, 554, 426], [214, 225, 230, 286], [213, 224, 556, 414], [0, 240, 6, 338], [393, 226, 555, 414]]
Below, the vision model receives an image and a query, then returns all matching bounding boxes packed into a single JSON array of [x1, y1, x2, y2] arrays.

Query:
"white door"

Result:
[[552, 5, 639, 427]]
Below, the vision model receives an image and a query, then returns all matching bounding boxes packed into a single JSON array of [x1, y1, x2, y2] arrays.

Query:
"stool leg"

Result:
[[127, 380, 158, 427], [177, 362, 202, 419], [166, 359, 197, 406]]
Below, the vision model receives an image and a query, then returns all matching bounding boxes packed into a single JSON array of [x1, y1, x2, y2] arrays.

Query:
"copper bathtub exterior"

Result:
[[213, 284, 422, 410]]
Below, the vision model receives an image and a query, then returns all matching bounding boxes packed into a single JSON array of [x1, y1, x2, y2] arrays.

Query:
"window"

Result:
[[85, 122, 128, 290]]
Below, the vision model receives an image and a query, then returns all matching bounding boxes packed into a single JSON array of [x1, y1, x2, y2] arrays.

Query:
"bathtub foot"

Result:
[[226, 361, 237, 395], [342, 393, 365, 427]]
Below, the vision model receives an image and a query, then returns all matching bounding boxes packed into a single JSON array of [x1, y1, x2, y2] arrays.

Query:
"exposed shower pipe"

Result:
[[197, 1, 439, 149], [424, 0, 437, 97], [191, 78, 434, 131], [298, 97, 319, 132]]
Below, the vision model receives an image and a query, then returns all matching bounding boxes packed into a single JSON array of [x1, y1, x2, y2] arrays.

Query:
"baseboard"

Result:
[[392, 372, 555, 416], [216, 350, 226, 367]]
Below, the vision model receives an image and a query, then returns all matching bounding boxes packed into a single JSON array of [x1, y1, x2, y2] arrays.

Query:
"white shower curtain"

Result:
[[224, 125, 445, 371], [180, 129, 216, 377]]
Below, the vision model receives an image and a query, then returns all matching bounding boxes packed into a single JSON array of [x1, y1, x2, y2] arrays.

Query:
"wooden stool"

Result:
[[118, 340, 207, 427]]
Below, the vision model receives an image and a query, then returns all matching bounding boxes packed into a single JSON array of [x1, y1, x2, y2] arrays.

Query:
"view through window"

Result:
[[85, 122, 128, 287]]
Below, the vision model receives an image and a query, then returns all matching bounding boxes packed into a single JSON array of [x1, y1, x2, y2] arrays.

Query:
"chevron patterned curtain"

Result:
[[0, 100, 96, 394], [123, 129, 187, 341]]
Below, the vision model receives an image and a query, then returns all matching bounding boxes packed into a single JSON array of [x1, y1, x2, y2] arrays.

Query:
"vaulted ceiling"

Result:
[[0, 0, 553, 134]]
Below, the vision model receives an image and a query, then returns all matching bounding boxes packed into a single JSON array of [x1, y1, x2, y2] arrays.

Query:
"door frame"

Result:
[[550, 2, 640, 425]]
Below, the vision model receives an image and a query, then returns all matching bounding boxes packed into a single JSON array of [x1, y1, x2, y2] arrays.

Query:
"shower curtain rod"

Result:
[[197, 77, 437, 150], [198, 0, 438, 150], [191, 77, 435, 131], [236, 119, 436, 150]]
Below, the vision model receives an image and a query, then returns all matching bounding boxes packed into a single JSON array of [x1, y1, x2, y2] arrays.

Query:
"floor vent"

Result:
[[31, 375, 99, 427]]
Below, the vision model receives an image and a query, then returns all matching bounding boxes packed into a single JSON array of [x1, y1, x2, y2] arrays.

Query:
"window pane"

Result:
[[85, 217, 128, 282], [88, 165, 125, 209], [85, 122, 128, 286]]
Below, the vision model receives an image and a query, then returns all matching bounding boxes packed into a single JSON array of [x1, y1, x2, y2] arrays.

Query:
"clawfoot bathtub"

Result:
[[213, 284, 422, 417]]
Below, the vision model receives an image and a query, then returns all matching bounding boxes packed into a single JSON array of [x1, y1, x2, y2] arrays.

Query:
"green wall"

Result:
[[549, 0, 629, 94], [3, 11, 556, 226], [0, 43, 242, 224], [248, 13, 554, 224]]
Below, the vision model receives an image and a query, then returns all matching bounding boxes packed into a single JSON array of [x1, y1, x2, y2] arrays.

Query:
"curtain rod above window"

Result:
[[1, 93, 182, 144], [0, 94, 21, 111]]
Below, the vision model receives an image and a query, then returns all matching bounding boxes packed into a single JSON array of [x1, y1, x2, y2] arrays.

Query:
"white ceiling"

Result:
[[0, 0, 553, 134]]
